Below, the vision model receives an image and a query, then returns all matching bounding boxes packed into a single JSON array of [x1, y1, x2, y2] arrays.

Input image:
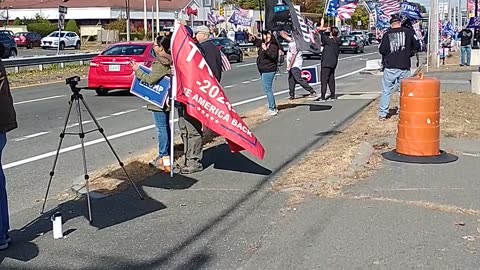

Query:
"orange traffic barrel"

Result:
[[396, 74, 440, 157]]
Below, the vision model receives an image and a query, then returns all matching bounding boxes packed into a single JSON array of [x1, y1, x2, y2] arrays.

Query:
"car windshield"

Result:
[[14, 33, 27, 37], [340, 36, 355, 41], [101, 45, 147, 56], [49, 32, 66, 37], [211, 39, 232, 47]]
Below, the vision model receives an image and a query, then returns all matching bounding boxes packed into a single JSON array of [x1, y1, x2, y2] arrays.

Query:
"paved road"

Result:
[[4, 46, 381, 215]]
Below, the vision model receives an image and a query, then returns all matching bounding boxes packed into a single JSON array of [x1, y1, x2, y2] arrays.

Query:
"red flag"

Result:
[[171, 24, 265, 160]]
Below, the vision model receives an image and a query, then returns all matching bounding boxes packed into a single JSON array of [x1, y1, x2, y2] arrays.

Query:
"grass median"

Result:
[[273, 91, 480, 204], [8, 65, 89, 89]]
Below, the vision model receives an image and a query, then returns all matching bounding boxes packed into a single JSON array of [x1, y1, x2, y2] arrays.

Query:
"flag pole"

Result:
[[170, 20, 179, 178]]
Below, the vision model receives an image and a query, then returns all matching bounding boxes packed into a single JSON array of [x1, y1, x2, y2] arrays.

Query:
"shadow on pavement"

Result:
[[202, 144, 272, 175], [278, 103, 332, 112]]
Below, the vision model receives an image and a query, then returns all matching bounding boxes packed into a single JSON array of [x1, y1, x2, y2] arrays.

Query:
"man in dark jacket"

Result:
[[378, 15, 420, 120], [0, 42, 15, 250], [176, 25, 223, 174], [317, 18, 340, 102]]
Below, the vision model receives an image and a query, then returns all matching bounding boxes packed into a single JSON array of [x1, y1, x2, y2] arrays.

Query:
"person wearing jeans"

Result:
[[254, 30, 279, 116], [0, 41, 17, 251], [378, 15, 420, 120], [131, 35, 172, 170], [459, 27, 473, 66]]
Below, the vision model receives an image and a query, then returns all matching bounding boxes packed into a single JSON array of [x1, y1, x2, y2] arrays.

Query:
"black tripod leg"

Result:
[[75, 98, 93, 223], [79, 96, 144, 200], [41, 97, 75, 214]]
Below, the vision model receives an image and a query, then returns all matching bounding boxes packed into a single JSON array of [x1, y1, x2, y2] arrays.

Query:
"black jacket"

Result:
[[459, 29, 473, 47], [199, 40, 223, 82], [254, 38, 279, 73], [0, 60, 16, 134], [320, 31, 340, 69], [379, 27, 420, 70]]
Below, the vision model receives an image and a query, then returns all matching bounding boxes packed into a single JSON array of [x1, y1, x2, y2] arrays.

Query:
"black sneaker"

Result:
[[180, 165, 203, 174], [288, 96, 295, 100]]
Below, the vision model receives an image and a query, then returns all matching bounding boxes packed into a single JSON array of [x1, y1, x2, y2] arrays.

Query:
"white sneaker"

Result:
[[265, 110, 278, 117]]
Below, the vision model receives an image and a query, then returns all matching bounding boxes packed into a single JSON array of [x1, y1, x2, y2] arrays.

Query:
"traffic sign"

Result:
[[58, 5, 68, 14], [301, 67, 318, 84]]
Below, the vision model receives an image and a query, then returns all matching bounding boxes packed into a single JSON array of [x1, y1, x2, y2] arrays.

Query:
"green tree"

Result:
[[65, 19, 79, 33], [13, 17, 22, 25], [106, 19, 126, 32], [412, 2, 427, 13], [349, 5, 369, 29]]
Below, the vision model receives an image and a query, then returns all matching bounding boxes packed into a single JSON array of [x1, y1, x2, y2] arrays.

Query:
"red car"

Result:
[[14, 32, 42, 49], [88, 42, 156, 96]]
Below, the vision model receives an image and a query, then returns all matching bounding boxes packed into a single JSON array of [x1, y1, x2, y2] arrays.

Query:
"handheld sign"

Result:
[[130, 65, 170, 108], [301, 66, 318, 84]]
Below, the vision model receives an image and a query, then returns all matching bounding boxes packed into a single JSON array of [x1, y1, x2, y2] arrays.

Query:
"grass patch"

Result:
[[9, 65, 89, 88]]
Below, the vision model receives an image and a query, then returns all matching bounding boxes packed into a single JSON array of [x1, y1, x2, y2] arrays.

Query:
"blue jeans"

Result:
[[0, 133, 9, 243], [152, 111, 170, 158], [379, 68, 411, 118], [461, 45, 472, 65], [261, 72, 277, 111]]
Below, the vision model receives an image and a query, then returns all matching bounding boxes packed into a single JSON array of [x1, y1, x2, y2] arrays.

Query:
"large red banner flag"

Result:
[[171, 24, 266, 160]]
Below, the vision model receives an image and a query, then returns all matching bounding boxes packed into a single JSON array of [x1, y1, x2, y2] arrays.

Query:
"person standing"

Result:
[[279, 31, 319, 100], [378, 15, 420, 120], [0, 42, 16, 251], [317, 18, 340, 102], [175, 25, 223, 174], [131, 36, 172, 172], [254, 30, 279, 116], [459, 26, 473, 66]]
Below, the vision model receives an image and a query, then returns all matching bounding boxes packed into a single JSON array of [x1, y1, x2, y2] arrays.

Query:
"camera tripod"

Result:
[[40, 76, 144, 223]]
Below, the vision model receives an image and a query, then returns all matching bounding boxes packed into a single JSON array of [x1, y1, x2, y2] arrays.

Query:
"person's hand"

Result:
[[261, 43, 267, 50], [170, 65, 175, 75], [130, 61, 140, 71], [280, 31, 289, 40]]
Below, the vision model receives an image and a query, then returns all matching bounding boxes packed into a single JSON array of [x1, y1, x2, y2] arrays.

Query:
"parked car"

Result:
[[14, 32, 42, 49], [367, 32, 376, 44], [210, 37, 244, 62], [339, 35, 365, 54], [0, 30, 14, 37], [41, 31, 81, 50], [88, 42, 156, 96], [0, 33, 18, 58]]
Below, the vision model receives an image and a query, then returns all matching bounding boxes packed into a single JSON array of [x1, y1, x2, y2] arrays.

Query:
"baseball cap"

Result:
[[184, 25, 194, 37], [194, 25, 210, 34], [390, 15, 401, 24]]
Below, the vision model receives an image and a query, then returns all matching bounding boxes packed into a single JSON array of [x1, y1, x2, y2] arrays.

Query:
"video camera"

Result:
[[66, 76, 81, 86]]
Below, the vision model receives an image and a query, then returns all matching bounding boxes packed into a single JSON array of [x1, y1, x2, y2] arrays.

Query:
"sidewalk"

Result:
[[0, 75, 381, 269]]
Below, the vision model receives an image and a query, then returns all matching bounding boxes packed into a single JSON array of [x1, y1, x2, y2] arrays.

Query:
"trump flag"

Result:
[[171, 24, 266, 160]]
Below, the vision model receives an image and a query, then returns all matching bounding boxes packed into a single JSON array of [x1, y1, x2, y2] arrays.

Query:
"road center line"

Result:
[[3, 66, 367, 170], [13, 95, 66, 105]]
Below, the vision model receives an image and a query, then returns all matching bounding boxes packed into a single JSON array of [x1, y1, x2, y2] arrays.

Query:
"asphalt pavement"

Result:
[[4, 45, 380, 215], [1, 47, 384, 268]]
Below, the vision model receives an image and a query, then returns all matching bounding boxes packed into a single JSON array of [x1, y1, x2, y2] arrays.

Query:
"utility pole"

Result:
[[143, 0, 147, 38], [125, 0, 131, 41], [448, 0, 452, 23], [156, 0, 159, 36], [429, 0, 439, 68]]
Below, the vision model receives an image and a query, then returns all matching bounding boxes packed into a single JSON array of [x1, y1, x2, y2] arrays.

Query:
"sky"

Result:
[[413, 0, 469, 11]]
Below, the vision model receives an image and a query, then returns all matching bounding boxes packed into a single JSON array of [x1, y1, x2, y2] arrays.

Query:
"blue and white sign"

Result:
[[301, 67, 318, 84], [130, 65, 170, 108]]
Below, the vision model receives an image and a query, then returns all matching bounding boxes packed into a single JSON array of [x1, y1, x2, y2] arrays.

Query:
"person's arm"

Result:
[[263, 43, 278, 61], [133, 62, 168, 85], [379, 32, 390, 56]]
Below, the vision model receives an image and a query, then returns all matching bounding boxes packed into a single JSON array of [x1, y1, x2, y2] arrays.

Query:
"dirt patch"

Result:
[[68, 97, 309, 197], [9, 65, 89, 89], [273, 91, 480, 203], [428, 51, 477, 72]]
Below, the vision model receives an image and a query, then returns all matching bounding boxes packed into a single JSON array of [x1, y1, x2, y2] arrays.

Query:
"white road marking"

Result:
[[12, 132, 50, 142], [4, 66, 369, 170], [13, 95, 66, 105], [234, 63, 256, 68], [251, 78, 260, 82], [242, 81, 251, 84], [224, 85, 235, 88], [111, 109, 138, 116]]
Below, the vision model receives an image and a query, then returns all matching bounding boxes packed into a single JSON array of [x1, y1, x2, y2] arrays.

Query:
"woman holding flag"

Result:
[[131, 36, 173, 172]]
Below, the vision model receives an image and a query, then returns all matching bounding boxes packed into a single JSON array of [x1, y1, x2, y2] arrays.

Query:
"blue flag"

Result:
[[325, 0, 339, 17], [375, 6, 390, 29], [401, 1, 422, 21], [442, 21, 455, 36]]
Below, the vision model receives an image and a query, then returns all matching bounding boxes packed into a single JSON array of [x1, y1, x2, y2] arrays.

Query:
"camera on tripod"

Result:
[[66, 76, 81, 86]]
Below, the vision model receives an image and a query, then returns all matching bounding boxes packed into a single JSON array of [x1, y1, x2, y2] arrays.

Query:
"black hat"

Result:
[[261, 30, 271, 35], [390, 15, 401, 24]]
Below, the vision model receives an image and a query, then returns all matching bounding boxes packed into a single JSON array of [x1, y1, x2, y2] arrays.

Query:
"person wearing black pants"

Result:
[[317, 17, 340, 102]]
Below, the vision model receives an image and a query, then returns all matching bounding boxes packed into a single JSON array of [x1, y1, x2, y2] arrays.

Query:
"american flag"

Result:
[[337, 0, 359, 20], [379, 0, 401, 16], [221, 52, 232, 72], [233, 6, 249, 17], [325, 0, 339, 17]]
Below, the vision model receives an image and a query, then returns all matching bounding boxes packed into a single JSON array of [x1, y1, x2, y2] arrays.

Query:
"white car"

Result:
[[41, 31, 81, 50]]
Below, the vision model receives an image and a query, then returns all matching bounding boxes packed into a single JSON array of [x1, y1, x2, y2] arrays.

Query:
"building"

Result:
[[2, 0, 220, 29]]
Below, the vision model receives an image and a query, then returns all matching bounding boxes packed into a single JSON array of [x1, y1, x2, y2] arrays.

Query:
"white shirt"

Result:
[[287, 40, 303, 69], [227, 31, 236, 42]]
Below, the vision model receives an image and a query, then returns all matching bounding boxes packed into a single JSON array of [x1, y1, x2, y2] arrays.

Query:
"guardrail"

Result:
[[4, 52, 100, 73]]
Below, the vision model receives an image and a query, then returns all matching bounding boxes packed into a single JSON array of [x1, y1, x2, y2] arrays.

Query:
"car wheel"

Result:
[[75, 41, 81, 50], [9, 49, 17, 58], [95, 89, 109, 96], [59, 42, 65, 50], [237, 52, 243, 63]]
